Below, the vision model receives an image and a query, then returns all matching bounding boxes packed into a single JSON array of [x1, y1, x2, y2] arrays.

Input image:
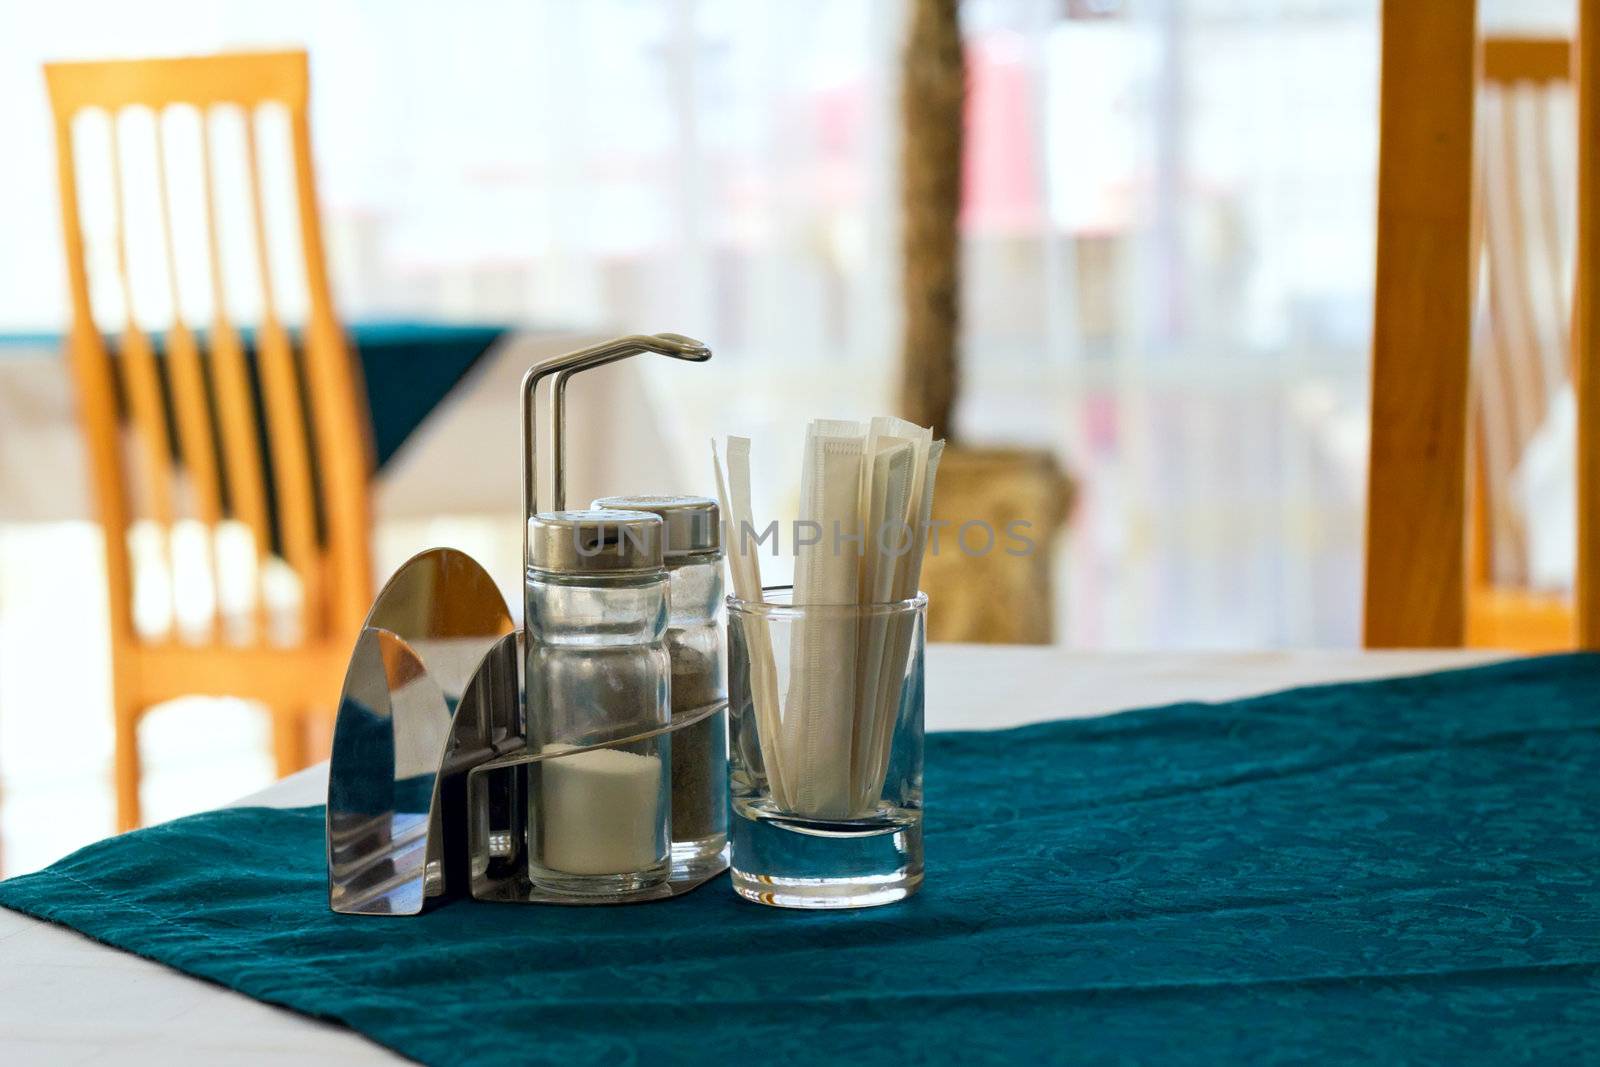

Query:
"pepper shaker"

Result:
[[595, 495, 728, 878]]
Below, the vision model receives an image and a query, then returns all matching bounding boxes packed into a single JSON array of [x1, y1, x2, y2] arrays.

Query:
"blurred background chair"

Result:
[[1365, 5, 1600, 650], [1468, 34, 1576, 650], [44, 51, 373, 829]]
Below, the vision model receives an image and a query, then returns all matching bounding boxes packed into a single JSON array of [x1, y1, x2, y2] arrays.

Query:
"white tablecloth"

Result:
[[0, 645, 1508, 1065]]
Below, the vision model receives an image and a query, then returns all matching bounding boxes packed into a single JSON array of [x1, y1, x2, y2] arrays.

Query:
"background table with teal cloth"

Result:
[[340, 321, 504, 468], [0, 320, 506, 470], [2, 654, 1597, 1064]]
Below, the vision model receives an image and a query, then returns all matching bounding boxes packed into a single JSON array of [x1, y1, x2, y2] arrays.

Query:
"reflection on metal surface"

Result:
[[329, 336, 725, 914], [326, 545, 728, 915], [521, 333, 712, 548], [327, 549, 515, 916], [466, 698, 729, 905], [363, 547, 516, 700]]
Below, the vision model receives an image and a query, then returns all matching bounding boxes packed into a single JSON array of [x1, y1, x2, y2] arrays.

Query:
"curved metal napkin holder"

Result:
[[326, 548, 517, 915]]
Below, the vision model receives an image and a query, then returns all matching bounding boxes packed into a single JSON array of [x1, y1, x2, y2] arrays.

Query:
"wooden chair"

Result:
[[1466, 35, 1576, 650], [1364, 1, 1600, 649], [43, 51, 374, 829]]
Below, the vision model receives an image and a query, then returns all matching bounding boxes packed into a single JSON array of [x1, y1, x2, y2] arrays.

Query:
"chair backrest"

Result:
[[1472, 36, 1573, 592], [1364, 1, 1600, 648], [43, 51, 373, 649]]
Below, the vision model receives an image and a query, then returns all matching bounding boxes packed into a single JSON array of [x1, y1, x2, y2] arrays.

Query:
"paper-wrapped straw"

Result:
[[715, 423, 941, 820], [784, 423, 865, 817], [712, 438, 789, 809]]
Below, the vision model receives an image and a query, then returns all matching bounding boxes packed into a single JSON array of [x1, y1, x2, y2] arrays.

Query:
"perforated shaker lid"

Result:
[[526, 509, 664, 574], [592, 495, 720, 557]]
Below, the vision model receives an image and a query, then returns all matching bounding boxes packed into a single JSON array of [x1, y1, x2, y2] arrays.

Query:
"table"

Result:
[[0, 325, 504, 524], [0, 645, 1508, 1064], [0, 325, 690, 524], [0, 323, 483, 521]]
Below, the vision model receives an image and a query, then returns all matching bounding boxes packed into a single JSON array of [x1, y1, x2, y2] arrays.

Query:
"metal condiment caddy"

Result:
[[326, 334, 729, 915]]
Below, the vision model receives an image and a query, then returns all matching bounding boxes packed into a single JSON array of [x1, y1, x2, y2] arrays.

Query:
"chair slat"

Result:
[[155, 117, 229, 641], [291, 108, 373, 641], [1467, 90, 1496, 589], [244, 113, 322, 637], [51, 111, 136, 642], [199, 116, 272, 566], [1530, 89, 1572, 392], [1498, 93, 1551, 447], [108, 118, 178, 532], [1475, 259, 1525, 587], [153, 121, 224, 530]]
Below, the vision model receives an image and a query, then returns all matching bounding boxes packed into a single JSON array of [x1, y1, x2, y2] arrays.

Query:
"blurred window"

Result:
[[0, 0, 1577, 646]]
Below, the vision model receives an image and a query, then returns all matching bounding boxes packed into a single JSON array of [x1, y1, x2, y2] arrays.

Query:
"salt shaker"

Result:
[[524, 509, 672, 897], [595, 495, 728, 878]]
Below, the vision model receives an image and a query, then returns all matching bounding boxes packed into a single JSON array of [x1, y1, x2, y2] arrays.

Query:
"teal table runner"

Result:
[[3, 656, 1597, 1064]]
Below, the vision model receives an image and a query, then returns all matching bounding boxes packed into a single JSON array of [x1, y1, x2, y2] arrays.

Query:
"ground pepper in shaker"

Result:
[[595, 495, 729, 878]]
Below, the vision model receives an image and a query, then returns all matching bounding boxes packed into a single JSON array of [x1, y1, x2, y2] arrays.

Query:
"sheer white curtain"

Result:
[[951, 0, 1380, 646], [958, 0, 1571, 647], [0, 0, 902, 339], [0, 0, 1576, 648]]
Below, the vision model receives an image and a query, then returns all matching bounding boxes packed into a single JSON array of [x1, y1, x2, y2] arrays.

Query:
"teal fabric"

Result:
[[347, 321, 503, 467], [0, 321, 505, 470], [3, 655, 1598, 1065], [0, 320, 501, 555]]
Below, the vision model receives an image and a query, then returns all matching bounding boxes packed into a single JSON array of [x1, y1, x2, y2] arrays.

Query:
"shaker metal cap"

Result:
[[527, 509, 664, 574], [592, 494, 720, 556]]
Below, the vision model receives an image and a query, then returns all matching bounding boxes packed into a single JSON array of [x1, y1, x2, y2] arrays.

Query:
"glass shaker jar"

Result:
[[595, 495, 728, 878], [524, 509, 671, 897]]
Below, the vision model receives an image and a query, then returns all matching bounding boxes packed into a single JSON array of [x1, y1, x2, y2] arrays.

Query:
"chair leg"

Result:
[[114, 702, 143, 832], [271, 707, 309, 777]]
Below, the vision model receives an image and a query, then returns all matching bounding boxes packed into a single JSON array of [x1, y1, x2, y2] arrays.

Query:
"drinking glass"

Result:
[[725, 587, 925, 908]]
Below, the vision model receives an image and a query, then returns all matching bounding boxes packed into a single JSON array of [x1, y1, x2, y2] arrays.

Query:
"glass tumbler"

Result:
[[726, 587, 925, 908]]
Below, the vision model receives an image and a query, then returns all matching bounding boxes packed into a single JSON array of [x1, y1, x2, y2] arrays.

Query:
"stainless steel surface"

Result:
[[593, 494, 720, 556], [326, 548, 516, 916], [520, 333, 712, 576], [466, 696, 730, 904], [329, 334, 720, 914], [327, 542, 720, 912], [526, 508, 665, 574], [549, 334, 712, 513]]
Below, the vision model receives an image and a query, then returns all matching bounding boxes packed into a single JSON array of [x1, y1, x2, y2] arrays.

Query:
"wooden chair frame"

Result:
[[1365, 4, 1600, 649], [1465, 34, 1574, 650], [43, 51, 374, 828]]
